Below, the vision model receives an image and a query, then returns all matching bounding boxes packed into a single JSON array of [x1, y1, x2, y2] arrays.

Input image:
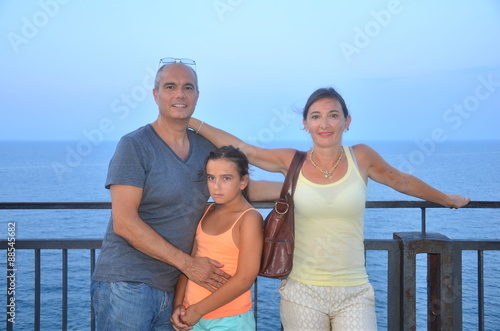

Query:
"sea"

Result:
[[0, 139, 499, 330]]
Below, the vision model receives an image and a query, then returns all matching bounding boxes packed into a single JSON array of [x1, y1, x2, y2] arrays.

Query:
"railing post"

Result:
[[394, 232, 457, 331], [91, 249, 96, 331], [62, 249, 68, 331], [35, 249, 41, 331]]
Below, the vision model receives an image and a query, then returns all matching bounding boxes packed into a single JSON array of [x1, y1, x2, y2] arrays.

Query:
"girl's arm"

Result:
[[170, 274, 192, 330], [354, 144, 470, 208], [190, 117, 295, 175], [170, 241, 201, 330], [181, 210, 264, 325]]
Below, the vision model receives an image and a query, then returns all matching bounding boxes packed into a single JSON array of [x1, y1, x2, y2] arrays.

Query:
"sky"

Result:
[[1, 0, 499, 146]]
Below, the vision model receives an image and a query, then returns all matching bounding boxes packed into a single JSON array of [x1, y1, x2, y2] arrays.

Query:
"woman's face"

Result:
[[303, 98, 351, 148]]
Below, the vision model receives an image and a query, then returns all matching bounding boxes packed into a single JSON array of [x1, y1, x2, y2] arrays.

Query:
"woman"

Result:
[[189, 87, 470, 330]]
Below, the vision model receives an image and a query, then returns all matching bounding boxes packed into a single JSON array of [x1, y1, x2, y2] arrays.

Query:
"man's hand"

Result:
[[184, 257, 231, 292]]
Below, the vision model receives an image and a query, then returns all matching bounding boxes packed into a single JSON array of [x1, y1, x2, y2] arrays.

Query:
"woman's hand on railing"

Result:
[[446, 194, 471, 209]]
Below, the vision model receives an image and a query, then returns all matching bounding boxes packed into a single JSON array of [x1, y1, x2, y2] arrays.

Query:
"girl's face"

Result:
[[206, 158, 248, 205]]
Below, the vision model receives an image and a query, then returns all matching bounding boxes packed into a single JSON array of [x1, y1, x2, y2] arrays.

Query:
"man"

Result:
[[91, 58, 279, 330]]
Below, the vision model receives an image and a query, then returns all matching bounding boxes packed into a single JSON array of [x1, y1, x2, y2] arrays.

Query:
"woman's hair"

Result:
[[302, 87, 350, 120], [206, 145, 250, 201]]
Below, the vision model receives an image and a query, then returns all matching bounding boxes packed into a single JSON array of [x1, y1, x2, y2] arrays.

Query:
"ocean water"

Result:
[[0, 140, 499, 330]]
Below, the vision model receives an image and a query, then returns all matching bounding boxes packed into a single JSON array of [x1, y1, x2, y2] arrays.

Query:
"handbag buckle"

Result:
[[274, 201, 289, 215]]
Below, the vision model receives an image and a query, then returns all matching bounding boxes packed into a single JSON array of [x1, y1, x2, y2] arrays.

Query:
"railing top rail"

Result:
[[0, 201, 498, 209], [0, 239, 102, 249], [0, 202, 112, 209], [364, 200, 499, 209], [2, 238, 499, 251]]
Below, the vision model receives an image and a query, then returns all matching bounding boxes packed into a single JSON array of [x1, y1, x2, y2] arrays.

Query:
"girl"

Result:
[[171, 145, 263, 331]]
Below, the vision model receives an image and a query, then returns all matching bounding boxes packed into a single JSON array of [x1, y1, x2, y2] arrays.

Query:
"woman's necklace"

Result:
[[310, 148, 344, 178]]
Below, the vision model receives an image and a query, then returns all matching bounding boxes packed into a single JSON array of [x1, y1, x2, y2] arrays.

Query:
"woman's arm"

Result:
[[181, 210, 264, 325], [191, 119, 287, 201], [190, 117, 295, 174], [354, 144, 470, 208]]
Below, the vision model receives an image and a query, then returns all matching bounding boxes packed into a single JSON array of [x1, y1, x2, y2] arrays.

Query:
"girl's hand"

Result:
[[170, 305, 193, 331], [183, 305, 203, 327]]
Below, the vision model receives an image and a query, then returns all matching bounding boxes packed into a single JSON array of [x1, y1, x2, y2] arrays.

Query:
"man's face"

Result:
[[153, 64, 199, 121]]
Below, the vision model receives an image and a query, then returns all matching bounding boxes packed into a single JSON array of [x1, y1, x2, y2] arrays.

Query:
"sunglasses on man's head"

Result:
[[158, 57, 196, 71]]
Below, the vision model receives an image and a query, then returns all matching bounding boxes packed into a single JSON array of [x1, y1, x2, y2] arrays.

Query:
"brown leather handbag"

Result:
[[258, 150, 306, 279]]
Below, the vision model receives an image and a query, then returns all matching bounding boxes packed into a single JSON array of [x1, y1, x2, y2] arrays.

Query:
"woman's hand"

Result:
[[446, 194, 470, 209]]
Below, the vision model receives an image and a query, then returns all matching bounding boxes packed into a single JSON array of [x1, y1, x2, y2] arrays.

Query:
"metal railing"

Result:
[[1, 201, 499, 330]]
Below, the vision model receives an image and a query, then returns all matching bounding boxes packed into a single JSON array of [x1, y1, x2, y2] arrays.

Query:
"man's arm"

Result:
[[111, 184, 230, 290]]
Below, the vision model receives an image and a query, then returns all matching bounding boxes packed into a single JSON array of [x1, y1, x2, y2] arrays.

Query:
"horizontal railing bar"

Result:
[[2, 239, 499, 251], [4, 240, 496, 249], [0, 239, 102, 250], [364, 239, 399, 250], [364, 201, 499, 209], [0, 202, 112, 209], [452, 240, 500, 250], [0, 201, 498, 210], [0, 239, 414, 251]]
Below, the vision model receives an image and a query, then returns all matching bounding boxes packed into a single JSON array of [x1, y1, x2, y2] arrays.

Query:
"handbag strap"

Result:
[[280, 150, 307, 198]]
